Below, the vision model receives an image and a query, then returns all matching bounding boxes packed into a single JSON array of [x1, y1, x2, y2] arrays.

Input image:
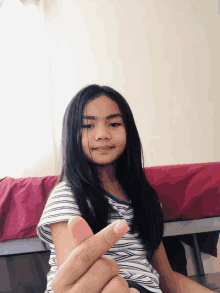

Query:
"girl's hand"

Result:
[[51, 216, 139, 293]]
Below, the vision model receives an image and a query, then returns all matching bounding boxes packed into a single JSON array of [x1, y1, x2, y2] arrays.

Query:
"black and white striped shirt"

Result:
[[36, 181, 162, 293]]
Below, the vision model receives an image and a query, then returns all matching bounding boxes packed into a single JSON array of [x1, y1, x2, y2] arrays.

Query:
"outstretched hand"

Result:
[[51, 216, 139, 292]]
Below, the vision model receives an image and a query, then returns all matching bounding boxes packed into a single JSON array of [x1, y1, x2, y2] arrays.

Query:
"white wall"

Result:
[[0, 0, 58, 178], [1, 0, 219, 176], [42, 0, 220, 170]]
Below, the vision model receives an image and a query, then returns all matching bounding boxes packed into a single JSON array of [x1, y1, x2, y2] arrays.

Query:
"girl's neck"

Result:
[[97, 164, 116, 184], [97, 164, 128, 201]]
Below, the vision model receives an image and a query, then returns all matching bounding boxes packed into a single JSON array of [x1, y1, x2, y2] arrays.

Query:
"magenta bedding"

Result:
[[144, 161, 220, 221], [0, 162, 220, 243]]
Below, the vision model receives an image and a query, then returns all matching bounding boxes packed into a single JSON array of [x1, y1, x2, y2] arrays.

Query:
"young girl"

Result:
[[36, 85, 213, 293]]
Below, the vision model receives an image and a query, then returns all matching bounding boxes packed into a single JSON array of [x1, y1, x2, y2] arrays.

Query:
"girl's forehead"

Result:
[[83, 95, 122, 117]]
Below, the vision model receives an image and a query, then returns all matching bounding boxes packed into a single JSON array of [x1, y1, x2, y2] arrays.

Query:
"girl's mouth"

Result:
[[94, 146, 115, 151]]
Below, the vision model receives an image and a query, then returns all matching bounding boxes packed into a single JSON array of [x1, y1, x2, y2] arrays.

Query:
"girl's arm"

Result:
[[172, 272, 216, 293], [150, 240, 216, 293], [150, 240, 179, 293]]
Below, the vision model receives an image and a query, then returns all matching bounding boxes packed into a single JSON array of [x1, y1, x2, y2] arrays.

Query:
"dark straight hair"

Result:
[[57, 84, 164, 263]]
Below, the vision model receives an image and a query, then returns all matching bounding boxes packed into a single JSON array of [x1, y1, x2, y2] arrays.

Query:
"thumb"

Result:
[[68, 216, 94, 246]]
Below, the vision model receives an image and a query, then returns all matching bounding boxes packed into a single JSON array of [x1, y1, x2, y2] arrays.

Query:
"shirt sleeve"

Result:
[[36, 181, 82, 247]]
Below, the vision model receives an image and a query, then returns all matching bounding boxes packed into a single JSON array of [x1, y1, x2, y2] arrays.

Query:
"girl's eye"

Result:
[[110, 123, 121, 127], [82, 124, 93, 129], [82, 123, 121, 129]]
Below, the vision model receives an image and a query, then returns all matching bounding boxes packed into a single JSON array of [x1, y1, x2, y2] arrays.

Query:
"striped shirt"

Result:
[[36, 181, 162, 293]]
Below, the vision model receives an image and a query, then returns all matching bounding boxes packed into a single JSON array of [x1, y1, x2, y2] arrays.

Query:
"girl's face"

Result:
[[81, 95, 126, 166]]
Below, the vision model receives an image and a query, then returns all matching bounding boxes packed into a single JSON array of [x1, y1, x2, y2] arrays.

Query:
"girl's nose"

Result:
[[95, 125, 111, 140]]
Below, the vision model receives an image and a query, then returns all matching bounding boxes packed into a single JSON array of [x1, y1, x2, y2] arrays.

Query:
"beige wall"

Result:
[[42, 0, 220, 169], [0, 0, 219, 176]]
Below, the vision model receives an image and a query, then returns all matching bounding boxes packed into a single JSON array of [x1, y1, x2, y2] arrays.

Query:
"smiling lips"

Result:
[[94, 146, 115, 151]]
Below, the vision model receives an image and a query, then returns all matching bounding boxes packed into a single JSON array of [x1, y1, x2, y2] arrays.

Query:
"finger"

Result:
[[68, 216, 107, 258], [56, 218, 128, 287], [101, 274, 131, 293], [68, 216, 94, 245], [102, 276, 140, 293], [72, 256, 119, 292]]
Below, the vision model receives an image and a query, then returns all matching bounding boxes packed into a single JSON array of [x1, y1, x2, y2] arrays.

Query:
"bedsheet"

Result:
[[0, 162, 220, 243], [144, 161, 220, 221], [0, 176, 59, 243]]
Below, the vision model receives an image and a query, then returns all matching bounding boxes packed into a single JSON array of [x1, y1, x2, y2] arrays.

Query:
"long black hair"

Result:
[[57, 84, 164, 263]]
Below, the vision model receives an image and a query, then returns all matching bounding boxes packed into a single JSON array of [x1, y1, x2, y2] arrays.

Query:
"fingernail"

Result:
[[114, 220, 128, 234]]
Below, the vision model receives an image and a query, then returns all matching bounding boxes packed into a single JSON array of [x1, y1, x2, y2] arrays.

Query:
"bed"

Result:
[[0, 162, 220, 284]]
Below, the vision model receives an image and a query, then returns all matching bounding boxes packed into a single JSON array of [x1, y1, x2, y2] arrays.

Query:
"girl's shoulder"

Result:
[[51, 180, 72, 195], [46, 180, 75, 205], [37, 180, 81, 228]]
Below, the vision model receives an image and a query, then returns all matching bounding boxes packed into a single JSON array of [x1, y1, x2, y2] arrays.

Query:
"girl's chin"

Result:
[[87, 155, 123, 167], [92, 161, 114, 166]]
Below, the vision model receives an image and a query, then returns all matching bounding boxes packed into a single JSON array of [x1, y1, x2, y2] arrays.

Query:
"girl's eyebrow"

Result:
[[82, 114, 122, 120]]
